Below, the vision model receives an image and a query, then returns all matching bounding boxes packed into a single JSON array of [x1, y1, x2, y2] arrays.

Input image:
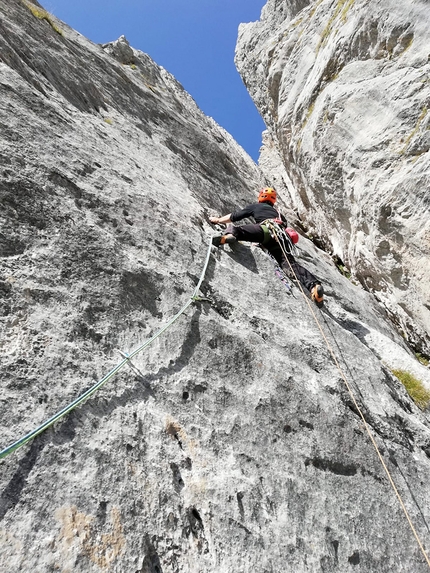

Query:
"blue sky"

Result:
[[43, 0, 267, 162]]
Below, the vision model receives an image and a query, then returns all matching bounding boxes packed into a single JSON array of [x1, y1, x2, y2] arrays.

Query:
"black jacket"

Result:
[[231, 202, 287, 225]]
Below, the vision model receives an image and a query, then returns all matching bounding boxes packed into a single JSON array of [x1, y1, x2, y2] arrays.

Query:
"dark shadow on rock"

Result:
[[318, 309, 370, 414], [120, 268, 164, 317], [223, 242, 259, 274], [321, 307, 371, 345], [200, 246, 217, 285], [170, 462, 185, 493], [324, 292, 361, 316], [184, 241, 217, 302], [188, 244, 242, 321], [139, 536, 164, 573], [0, 307, 203, 513], [52, 308, 203, 441], [382, 369, 414, 414], [0, 272, 206, 470], [0, 433, 48, 521], [304, 456, 358, 476], [389, 449, 430, 537]]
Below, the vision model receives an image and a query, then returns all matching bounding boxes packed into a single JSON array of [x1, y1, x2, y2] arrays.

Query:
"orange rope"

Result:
[[270, 224, 430, 568]]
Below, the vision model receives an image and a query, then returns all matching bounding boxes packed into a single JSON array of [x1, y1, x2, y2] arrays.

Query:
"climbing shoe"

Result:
[[310, 284, 324, 307], [212, 234, 236, 247]]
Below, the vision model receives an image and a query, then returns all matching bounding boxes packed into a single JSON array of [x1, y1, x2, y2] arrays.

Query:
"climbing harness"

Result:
[[0, 240, 213, 461], [262, 219, 298, 256], [271, 227, 430, 569]]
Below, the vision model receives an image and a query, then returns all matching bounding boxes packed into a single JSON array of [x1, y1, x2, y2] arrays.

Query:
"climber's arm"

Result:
[[209, 214, 232, 225]]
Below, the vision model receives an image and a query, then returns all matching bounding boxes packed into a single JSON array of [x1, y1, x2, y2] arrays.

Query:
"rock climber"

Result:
[[209, 187, 324, 306]]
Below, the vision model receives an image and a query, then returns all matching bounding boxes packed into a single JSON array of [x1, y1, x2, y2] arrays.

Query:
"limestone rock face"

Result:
[[2, 1, 430, 572], [236, 0, 430, 355]]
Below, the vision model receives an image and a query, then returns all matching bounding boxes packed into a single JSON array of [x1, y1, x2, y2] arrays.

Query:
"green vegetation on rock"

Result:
[[317, 0, 355, 52], [392, 368, 430, 410], [22, 1, 63, 35], [415, 353, 429, 367]]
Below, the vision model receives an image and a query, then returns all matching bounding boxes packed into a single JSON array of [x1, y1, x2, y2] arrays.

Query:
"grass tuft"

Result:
[[392, 369, 430, 410], [23, 1, 63, 35]]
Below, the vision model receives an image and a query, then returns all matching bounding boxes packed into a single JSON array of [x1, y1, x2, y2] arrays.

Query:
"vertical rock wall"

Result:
[[1, 1, 430, 572], [236, 0, 430, 355]]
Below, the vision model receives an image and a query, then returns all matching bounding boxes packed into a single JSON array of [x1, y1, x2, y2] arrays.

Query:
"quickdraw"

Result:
[[257, 243, 294, 295], [262, 219, 298, 256]]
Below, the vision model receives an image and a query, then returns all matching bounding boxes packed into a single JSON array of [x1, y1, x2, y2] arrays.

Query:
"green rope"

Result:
[[0, 239, 213, 461]]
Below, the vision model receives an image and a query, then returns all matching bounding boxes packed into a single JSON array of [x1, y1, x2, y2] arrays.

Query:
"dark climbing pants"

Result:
[[228, 223, 265, 243], [227, 223, 319, 292], [269, 242, 318, 292]]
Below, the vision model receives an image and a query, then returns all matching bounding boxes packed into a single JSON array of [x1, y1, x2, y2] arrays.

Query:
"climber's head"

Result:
[[258, 187, 277, 205]]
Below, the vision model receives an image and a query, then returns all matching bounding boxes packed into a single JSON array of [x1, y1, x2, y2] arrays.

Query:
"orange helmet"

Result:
[[258, 187, 277, 205]]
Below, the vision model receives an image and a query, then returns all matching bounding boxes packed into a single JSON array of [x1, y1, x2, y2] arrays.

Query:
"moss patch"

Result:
[[391, 369, 430, 410], [415, 353, 429, 367]]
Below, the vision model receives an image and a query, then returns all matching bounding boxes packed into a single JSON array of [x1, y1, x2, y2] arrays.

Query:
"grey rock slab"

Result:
[[236, 0, 430, 355], [1, 1, 430, 572]]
